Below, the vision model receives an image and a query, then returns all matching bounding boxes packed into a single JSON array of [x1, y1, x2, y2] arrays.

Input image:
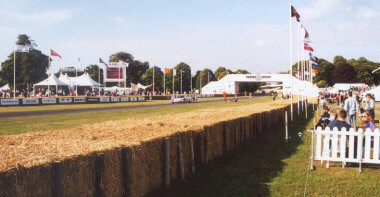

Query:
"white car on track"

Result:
[[171, 95, 193, 104]]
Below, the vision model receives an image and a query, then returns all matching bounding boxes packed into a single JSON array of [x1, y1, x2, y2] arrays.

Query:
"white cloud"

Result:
[[113, 16, 127, 24], [0, 9, 72, 29], [358, 7, 380, 19]]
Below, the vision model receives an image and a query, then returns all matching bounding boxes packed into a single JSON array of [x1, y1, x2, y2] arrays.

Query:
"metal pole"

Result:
[[190, 73, 192, 93], [119, 64, 121, 88], [48, 56, 51, 97], [98, 64, 101, 96], [285, 110, 288, 142], [153, 67, 155, 94], [181, 69, 183, 94], [200, 74, 202, 94], [289, 2, 294, 121], [164, 72, 166, 95], [13, 51, 16, 98], [297, 22, 300, 116], [172, 69, 175, 95]]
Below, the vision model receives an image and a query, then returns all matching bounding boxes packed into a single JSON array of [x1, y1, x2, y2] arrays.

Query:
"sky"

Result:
[[1, 0, 380, 74]]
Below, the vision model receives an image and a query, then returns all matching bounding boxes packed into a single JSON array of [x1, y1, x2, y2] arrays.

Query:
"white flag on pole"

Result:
[[173, 69, 176, 76], [14, 45, 30, 53]]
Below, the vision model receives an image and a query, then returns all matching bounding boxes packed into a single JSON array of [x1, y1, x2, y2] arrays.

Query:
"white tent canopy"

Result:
[[34, 74, 67, 86], [0, 84, 10, 91], [58, 73, 71, 85], [365, 86, 380, 101], [75, 73, 101, 86], [136, 83, 151, 90], [332, 83, 366, 91]]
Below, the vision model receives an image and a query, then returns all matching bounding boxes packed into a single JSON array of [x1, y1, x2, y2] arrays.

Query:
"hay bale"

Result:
[[225, 120, 235, 152], [129, 140, 163, 197], [168, 134, 178, 181], [121, 147, 132, 197], [61, 155, 96, 197], [0, 165, 52, 197], [101, 149, 123, 196], [179, 131, 192, 176], [207, 123, 224, 160]]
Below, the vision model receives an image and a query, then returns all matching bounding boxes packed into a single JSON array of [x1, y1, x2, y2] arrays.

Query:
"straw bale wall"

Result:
[[0, 100, 307, 197]]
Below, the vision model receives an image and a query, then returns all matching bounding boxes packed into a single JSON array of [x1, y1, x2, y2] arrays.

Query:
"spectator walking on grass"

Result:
[[364, 94, 375, 119], [344, 91, 359, 130], [327, 109, 351, 131]]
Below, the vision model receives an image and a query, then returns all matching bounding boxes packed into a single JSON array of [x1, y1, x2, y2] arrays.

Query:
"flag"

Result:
[[201, 72, 206, 77], [301, 24, 312, 43], [309, 52, 316, 61], [50, 49, 61, 59], [291, 5, 300, 22], [173, 69, 176, 76], [304, 43, 314, 52], [119, 60, 128, 67], [153, 66, 161, 71], [78, 57, 81, 62], [209, 73, 213, 79], [99, 58, 108, 67], [164, 68, 171, 74], [14, 45, 30, 53], [312, 63, 319, 69], [312, 69, 319, 74]]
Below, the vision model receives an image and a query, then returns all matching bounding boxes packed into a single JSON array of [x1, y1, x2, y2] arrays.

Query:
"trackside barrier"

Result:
[[310, 127, 380, 172]]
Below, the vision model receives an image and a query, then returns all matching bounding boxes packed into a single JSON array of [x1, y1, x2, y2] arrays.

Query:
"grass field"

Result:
[[0, 96, 271, 135], [0, 96, 234, 113], [147, 103, 380, 197]]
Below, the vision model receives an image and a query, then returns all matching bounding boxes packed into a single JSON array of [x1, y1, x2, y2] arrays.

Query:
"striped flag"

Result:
[[14, 45, 30, 53]]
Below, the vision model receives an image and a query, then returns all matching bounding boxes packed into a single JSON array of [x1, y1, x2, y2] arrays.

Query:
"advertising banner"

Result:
[[138, 97, 145, 101], [1, 99, 19, 106], [74, 98, 86, 103], [22, 99, 39, 105], [59, 98, 72, 104], [100, 97, 110, 102], [120, 97, 129, 102], [111, 97, 120, 102], [87, 98, 98, 102], [42, 98, 57, 104], [130, 97, 138, 102]]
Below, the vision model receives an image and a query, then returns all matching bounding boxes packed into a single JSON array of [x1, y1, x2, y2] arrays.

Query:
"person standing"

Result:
[[327, 109, 351, 131], [364, 94, 375, 119], [344, 91, 359, 130]]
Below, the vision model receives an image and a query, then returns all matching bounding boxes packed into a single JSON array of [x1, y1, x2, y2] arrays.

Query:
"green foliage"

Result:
[[85, 64, 104, 84], [141, 67, 164, 92], [109, 51, 134, 63], [313, 59, 334, 86], [333, 62, 357, 83], [194, 68, 214, 91], [0, 34, 48, 90], [234, 69, 250, 74], [316, 80, 328, 88], [333, 55, 347, 65], [174, 62, 192, 93]]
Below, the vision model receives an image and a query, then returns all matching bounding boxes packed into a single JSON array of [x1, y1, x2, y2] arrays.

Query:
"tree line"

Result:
[[292, 56, 380, 88], [0, 34, 258, 93]]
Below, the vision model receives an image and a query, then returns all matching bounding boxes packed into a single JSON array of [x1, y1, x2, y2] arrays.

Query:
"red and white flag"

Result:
[[304, 43, 314, 52], [50, 49, 62, 59], [301, 24, 312, 43]]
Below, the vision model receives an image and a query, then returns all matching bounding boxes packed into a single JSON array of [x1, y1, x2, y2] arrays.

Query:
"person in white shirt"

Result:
[[344, 91, 359, 130]]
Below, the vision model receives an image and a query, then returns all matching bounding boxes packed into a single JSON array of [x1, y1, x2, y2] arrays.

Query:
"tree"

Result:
[[109, 52, 134, 63], [194, 68, 214, 91], [141, 67, 163, 92], [0, 34, 48, 90], [316, 80, 328, 88], [234, 69, 250, 74], [333, 55, 347, 66], [86, 64, 104, 84], [333, 62, 357, 83], [313, 59, 334, 86], [214, 67, 232, 80], [173, 62, 191, 93]]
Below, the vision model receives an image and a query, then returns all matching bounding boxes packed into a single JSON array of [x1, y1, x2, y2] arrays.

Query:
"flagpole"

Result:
[[98, 64, 101, 96], [13, 51, 16, 98], [200, 74, 202, 94], [297, 22, 300, 116], [153, 67, 155, 94], [190, 72, 192, 93], [289, 1, 294, 121], [48, 56, 51, 97], [172, 69, 174, 95], [164, 72, 166, 95], [119, 64, 121, 88], [181, 69, 183, 94]]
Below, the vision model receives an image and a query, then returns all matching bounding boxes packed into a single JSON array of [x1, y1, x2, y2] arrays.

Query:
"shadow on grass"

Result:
[[146, 109, 315, 197]]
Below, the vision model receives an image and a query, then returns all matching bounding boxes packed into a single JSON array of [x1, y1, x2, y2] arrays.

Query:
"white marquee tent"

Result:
[[332, 83, 366, 91], [34, 74, 67, 86]]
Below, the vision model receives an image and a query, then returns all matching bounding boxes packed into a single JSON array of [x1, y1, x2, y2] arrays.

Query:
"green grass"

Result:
[[146, 104, 380, 197], [0, 96, 271, 135], [0, 96, 234, 113]]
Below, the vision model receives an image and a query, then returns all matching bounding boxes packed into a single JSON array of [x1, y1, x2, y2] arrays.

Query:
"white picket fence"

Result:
[[310, 127, 380, 172]]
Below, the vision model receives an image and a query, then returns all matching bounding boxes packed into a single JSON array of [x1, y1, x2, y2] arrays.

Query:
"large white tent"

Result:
[[34, 74, 67, 86], [75, 73, 101, 86], [0, 84, 10, 91], [365, 86, 380, 101], [332, 83, 366, 91]]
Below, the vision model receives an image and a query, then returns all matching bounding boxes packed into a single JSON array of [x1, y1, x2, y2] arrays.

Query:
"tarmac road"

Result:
[[0, 97, 256, 118]]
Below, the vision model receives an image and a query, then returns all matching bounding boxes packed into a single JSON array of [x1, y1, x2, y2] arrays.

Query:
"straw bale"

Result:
[[179, 131, 192, 176], [207, 122, 224, 160], [192, 130, 205, 168], [243, 117, 250, 142], [168, 134, 179, 181], [0, 164, 52, 197], [61, 154, 96, 197], [129, 140, 163, 197], [224, 120, 235, 152], [101, 148, 123, 197]]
